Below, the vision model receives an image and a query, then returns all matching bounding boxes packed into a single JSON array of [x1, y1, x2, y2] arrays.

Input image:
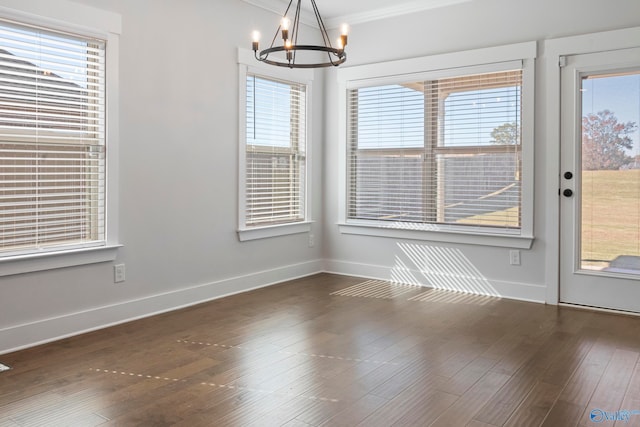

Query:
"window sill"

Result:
[[238, 222, 312, 242], [339, 222, 533, 249], [0, 245, 122, 277]]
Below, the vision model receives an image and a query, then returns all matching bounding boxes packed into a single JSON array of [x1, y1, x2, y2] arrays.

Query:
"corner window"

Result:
[[0, 20, 107, 257]]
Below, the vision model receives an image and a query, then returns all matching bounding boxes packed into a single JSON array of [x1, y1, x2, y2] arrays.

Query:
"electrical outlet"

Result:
[[308, 234, 315, 248], [114, 264, 126, 283], [509, 250, 521, 266]]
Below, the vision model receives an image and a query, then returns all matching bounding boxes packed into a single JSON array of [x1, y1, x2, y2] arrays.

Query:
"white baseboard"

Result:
[[0, 257, 548, 355], [324, 259, 546, 303], [0, 259, 324, 355]]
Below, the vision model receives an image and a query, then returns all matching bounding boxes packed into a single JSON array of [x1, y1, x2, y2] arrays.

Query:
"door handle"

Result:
[[563, 189, 573, 197]]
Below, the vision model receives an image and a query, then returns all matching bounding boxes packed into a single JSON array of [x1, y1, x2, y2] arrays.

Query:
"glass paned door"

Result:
[[581, 72, 640, 274], [560, 48, 640, 312]]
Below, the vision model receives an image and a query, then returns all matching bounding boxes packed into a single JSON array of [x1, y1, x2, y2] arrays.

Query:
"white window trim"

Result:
[[0, 1, 122, 276], [237, 48, 314, 241], [336, 41, 536, 249]]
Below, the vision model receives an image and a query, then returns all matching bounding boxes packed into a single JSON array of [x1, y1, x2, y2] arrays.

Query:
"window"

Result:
[[244, 74, 306, 227], [348, 70, 522, 231], [237, 49, 313, 241], [0, 19, 109, 258], [239, 56, 310, 241], [339, 43, 535, 246]]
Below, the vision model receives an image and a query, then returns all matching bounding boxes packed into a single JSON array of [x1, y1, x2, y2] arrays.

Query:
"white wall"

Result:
[[1, 0, 639, 354], [0, 0, 325, 354], [323, 0, 640, 301]]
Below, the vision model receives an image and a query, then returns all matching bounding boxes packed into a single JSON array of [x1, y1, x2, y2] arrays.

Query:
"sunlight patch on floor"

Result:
[[408, 288, 501, 305], [330, 279, 419, 299]]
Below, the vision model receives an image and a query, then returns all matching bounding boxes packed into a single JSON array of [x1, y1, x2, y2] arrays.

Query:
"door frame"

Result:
[[543, 26, 640, 305]]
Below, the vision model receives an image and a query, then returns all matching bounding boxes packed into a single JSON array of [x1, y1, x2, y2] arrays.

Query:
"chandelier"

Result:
[[252, 0, 348, 68]]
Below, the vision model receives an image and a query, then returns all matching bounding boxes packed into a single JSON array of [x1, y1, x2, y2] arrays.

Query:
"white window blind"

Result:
[[0, 21, 106, 255], [244, 74, 306, 227], [348, 69, 522, 232]]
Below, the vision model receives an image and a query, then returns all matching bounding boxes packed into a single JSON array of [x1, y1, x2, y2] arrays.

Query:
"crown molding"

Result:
[[242, 0, 318, 26], [324, 0, 472, 28], [242, 0, 473, 29]]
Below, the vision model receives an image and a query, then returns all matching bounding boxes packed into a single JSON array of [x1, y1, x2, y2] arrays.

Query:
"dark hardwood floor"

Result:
[[1, 273, 640, 426]]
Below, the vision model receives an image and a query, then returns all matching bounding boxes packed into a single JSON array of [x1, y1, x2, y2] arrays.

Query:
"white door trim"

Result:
[[543, 26, 640, 305]]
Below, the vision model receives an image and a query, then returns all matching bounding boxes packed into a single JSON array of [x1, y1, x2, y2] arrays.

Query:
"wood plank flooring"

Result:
[[1, 273, 640, 426]]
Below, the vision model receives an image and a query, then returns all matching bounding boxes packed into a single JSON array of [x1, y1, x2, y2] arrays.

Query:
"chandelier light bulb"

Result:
[[285, 39, 293, 61], [340, 23, 349, 48], [281, 17, 290, 40], [252, 30, 260, 51]]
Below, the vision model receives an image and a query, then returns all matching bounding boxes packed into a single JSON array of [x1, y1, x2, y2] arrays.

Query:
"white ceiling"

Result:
[[243, 0, 472, 28]]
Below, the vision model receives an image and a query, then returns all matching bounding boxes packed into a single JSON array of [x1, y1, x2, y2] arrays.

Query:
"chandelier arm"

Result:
[[292, 0, 302, 65], [310, 0, 340, 66], [294, 0, 301, 44], [310, 0, 332, 48], [268, 26, 279, 51], [327, 51, 341, 66]]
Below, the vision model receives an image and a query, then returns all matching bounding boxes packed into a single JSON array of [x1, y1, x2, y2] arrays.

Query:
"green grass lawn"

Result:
[[456, 170, 640, 269], [582, 169, 640, 266], [456, 206, 520, 228]]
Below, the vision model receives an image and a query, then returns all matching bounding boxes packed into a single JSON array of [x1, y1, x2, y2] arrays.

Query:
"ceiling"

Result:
[[242, 0, 472, 28]]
